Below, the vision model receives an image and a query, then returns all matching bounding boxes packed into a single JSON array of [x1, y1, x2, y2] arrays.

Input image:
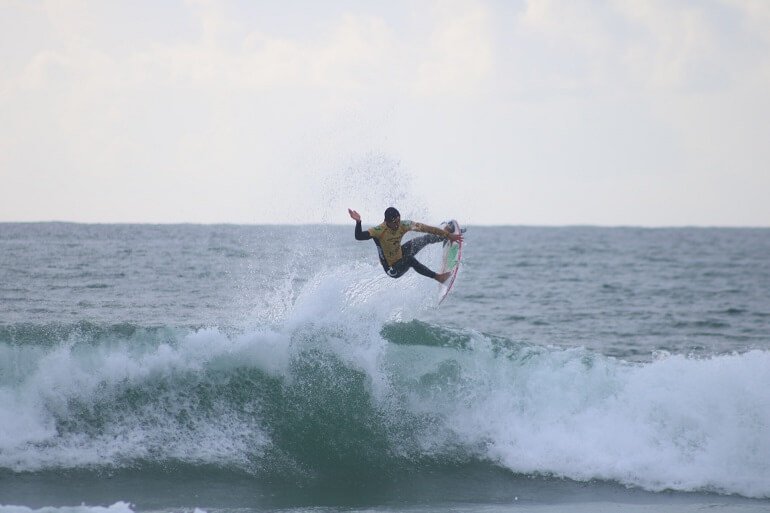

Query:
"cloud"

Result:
[[512, 0, 770, 94], [415, 1, 495, 97]]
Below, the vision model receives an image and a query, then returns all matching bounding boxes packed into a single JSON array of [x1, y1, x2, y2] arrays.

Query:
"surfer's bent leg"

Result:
[[408, 257, 437, 279], [384, 257, 435, 279], [383, 257, 436, 279], [401, 234, 444, 258]]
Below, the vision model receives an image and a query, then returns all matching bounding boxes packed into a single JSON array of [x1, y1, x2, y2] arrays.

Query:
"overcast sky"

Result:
[[1, 0, 769, 226]]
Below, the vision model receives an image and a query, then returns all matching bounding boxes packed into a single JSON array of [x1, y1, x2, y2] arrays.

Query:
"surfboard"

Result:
[[438, 219, 463, 304]]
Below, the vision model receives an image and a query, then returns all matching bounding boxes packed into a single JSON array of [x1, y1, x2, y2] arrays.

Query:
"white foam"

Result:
[[404, 344, 770, 498], [0, 503, 136, 513], [0, 325, 279, 471]]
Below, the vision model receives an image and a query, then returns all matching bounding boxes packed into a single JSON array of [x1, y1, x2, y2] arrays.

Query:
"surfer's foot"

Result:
[[436, 272, 451, 284]]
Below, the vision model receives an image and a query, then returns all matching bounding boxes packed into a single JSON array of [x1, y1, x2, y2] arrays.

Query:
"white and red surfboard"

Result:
[[438, 219, 463, 305]]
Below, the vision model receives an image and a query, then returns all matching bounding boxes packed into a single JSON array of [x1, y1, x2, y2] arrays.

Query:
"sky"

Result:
[[1, 0, 769, 226]]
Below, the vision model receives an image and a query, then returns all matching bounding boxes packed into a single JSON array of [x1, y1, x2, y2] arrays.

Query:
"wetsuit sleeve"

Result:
[[414, 223, 448, 237], [355, 220, 372, 240]]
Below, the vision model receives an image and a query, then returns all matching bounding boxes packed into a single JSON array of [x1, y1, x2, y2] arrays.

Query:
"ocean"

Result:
[[1, 223, 769, 513]]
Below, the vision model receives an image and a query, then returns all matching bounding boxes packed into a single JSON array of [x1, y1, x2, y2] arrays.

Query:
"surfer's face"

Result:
[[385, 216, 400, 230]]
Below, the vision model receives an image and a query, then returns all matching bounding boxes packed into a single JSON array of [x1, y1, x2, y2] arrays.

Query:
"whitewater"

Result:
[[1, 223, 769, 512]]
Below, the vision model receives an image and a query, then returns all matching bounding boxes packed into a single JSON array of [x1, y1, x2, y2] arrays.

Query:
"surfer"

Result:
[[348, 207, 462, 284]]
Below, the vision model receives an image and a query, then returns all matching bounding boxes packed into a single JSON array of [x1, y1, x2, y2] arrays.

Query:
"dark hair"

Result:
[[384, 207, 400, 221]]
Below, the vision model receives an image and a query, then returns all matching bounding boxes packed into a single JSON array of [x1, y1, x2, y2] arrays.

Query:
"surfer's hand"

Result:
[[348, 209, 361, 222], [448, 233, 463, 243]]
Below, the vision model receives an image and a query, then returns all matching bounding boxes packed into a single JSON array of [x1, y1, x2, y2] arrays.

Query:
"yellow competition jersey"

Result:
[[367, 220, 446, 266]]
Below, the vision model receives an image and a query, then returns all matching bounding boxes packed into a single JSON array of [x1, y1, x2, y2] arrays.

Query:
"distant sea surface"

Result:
[[1, 223, 769, 513]]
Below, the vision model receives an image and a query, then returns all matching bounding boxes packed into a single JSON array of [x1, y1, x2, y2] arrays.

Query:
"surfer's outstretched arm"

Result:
[[414, 222, 463, 244], [349, 209, 372, 241]]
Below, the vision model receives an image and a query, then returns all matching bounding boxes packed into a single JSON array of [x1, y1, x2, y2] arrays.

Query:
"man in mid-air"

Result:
[[348, 207, 463, 284]]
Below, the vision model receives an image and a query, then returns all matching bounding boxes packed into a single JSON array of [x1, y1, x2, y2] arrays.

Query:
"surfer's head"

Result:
[[385, 207, 401, 230], [384, 207, 400, 228], [384, 207, 400, 221]]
